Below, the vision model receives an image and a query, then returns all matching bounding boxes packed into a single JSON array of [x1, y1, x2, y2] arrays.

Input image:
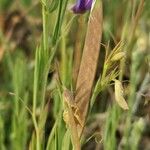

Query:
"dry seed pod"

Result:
[[114, 79, 129, 110], [75, 1, 103, 137]]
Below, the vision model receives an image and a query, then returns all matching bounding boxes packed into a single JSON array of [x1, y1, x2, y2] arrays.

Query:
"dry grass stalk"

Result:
[[74, 1, 103, 137], [130, 0, 145, 42]]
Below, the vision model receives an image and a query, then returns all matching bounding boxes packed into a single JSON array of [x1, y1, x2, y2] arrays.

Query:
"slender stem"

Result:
[[32, 115, 40, 150], [61, 33, 67, 85], [42, 4, 48, 59]]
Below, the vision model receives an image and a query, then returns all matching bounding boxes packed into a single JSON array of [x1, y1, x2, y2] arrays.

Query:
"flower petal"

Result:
[[72, 0, 93, 14]]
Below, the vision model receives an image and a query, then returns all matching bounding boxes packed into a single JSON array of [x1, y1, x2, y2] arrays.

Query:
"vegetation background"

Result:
[[0, 0, 150, 150]]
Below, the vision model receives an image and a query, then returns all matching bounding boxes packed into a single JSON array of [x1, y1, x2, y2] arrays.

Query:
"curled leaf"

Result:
[[114, 79, 129, 110], [63, 89, 83, 128]]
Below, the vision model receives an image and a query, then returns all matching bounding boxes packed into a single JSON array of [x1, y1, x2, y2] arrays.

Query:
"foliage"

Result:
[[0, 0, 149, 150]]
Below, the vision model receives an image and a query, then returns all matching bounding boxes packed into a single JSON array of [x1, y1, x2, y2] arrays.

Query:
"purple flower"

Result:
[[72, 0, 93, 14]]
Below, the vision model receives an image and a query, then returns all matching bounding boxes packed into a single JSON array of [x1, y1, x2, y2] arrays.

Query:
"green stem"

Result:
[[42, 4, 49, 59]]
